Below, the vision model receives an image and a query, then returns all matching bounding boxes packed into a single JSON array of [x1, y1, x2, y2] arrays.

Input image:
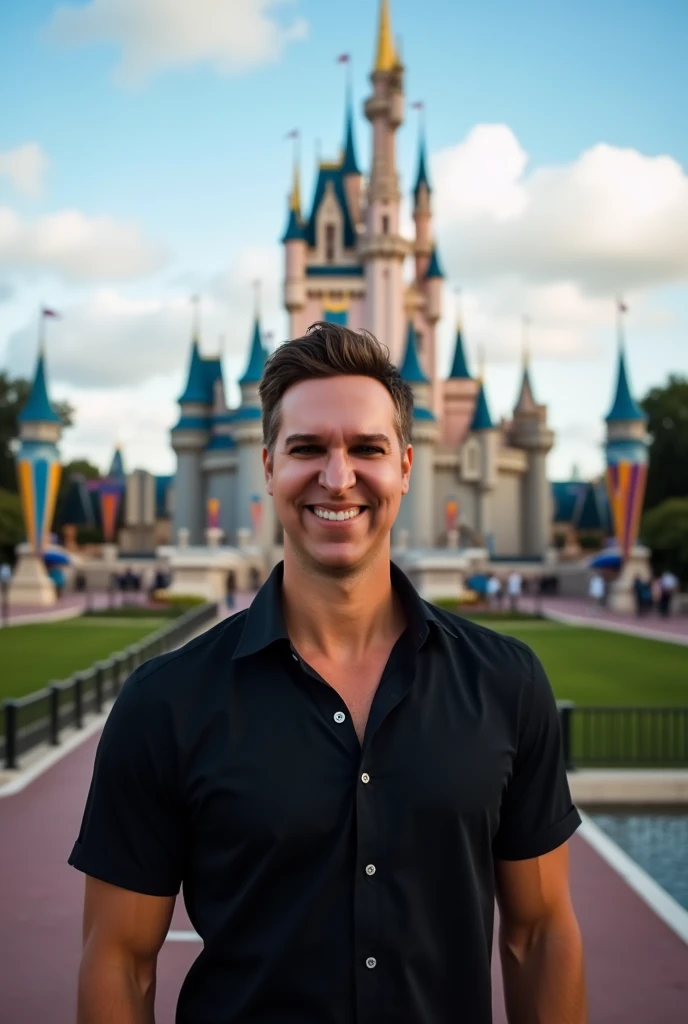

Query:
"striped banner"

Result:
[[207, 497, 220, 530], [250, 494, 263, 539], [605, 460, 648, 562], [17, 456, 62, 553]]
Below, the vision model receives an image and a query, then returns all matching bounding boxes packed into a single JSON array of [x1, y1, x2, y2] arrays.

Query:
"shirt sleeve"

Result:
[[492, 649, 581, 861], [68, 668, 185, 896]]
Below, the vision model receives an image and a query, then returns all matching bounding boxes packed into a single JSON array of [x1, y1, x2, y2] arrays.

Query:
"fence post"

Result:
[[74, 674, 84, 729], [93, 663, 104, 714], [558, 700, 576, 772], [4, 701, 18, 770], [49, 685, 60, 745]]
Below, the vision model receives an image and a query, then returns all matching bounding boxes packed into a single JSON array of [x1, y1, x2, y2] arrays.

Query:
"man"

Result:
[[70, 323, 586, 1023], [659, 569, 678, 617]]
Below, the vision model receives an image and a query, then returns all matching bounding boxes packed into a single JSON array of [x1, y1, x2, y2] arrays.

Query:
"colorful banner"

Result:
[[17, 455, 62, 553], [99, 492, 120, 542], [207, 497, 220, 530], [445, 497, 459, 534], [605, 460, 648, 562], [250, 494, 263, 539]]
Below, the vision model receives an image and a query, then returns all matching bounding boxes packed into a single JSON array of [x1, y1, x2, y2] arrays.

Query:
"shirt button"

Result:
[[361, 772, 370, 784], [333, 711, 346, 724], [365, 864, 376, 876], [366, 956, 377, 969]]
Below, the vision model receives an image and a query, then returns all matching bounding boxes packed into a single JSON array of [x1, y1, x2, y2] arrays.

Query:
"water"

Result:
[[586, 806, 688, 911]]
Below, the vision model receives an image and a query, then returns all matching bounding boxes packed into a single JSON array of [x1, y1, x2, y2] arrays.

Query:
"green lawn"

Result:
[[467, 618, 688, 706], [0, 617, 169, 702]]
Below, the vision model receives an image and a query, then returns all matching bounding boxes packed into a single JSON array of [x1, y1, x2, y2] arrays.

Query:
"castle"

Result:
[[168, 0, 641, 565]]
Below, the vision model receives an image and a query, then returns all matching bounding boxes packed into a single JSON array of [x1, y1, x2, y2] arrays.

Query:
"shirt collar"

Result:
[[231, 560, 455, 661]]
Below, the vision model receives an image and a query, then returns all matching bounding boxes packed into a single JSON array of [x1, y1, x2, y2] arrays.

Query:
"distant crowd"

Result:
[[588, 569, 679, 618]]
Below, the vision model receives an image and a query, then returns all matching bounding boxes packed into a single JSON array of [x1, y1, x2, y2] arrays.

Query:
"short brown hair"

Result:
[[258, 322, 413, 452]]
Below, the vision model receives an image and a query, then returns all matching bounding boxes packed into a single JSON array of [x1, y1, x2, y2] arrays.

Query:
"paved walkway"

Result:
[[519, 594, 688, 645], [1, 590, 155, 627]]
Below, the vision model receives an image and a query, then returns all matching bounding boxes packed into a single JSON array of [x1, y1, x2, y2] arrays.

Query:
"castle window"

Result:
[[382, 214, 390, 235], [325, 224, 336, 262]]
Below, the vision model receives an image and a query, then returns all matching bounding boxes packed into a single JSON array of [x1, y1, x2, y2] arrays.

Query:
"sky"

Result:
[[1, 0, 687, 481]]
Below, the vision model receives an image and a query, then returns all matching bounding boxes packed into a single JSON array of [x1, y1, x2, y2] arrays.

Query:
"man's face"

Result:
[[264, 375, 412, 574]]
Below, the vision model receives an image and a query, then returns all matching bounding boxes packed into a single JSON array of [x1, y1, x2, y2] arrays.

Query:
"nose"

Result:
[[319, 449, 356, 494]]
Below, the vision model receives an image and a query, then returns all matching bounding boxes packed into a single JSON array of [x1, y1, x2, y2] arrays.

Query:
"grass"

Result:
[[463, 617, 688, 707], [0, 617, 169, 702]]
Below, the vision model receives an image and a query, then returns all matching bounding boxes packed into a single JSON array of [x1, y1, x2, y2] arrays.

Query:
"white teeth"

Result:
[[312, 507, 361, 521]]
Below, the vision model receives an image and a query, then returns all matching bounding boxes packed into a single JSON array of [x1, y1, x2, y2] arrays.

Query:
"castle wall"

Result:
[[206, 468, 235, 544], [173, 451, 205, 545], [492, 471, 522, 556]]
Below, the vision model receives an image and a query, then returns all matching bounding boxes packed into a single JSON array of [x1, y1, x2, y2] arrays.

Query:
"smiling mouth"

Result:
[[306, 505, 367, 523]]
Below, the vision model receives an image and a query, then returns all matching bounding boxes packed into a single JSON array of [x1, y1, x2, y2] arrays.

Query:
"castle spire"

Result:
[[373, 0, 396, 72], [239, 316, 266, 386], [514, 315, 538, 414], [18, 311, 61, 425], [342, 78, 360, 175], [471, 380, 494, 432], [606, 299, 644, 422], [448, 322, 471, 379], [399, 321, 429, 383], [413, 111, 431, 202]]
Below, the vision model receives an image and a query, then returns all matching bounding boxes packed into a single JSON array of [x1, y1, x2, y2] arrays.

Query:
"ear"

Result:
[[262, 446, 274, 496], [401, 444, 413, 495]]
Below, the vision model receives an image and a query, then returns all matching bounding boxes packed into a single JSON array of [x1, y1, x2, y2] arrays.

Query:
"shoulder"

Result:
[[123, 609, 251, 705], [422, 600, 536, 678]]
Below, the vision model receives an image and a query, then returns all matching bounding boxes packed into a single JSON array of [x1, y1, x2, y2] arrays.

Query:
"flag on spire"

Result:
[[41, 308, 60, 319], [336, 53, 350, 63]]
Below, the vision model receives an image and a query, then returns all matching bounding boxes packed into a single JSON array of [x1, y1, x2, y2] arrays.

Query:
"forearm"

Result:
[[500, 912, 586, 1024], [77, 954, 157, 1024]]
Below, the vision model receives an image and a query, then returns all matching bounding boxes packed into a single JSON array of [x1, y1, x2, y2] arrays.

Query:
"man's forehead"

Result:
[[279, 376, 397, 432]]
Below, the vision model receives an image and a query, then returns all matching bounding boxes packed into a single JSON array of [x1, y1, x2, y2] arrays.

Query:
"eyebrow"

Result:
[[284, 432, 393, 447]]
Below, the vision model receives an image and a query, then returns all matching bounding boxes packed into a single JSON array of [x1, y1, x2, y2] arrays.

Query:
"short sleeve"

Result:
[[68, 669, 185, 896], [492, 650, 580, 861]]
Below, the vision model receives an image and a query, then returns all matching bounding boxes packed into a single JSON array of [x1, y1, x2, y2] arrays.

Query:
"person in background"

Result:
[[588, 572, 605, 612], [225, 569, 236, 610], [659, 569, 678, 617], [486, 573, 501, 610], [507, 569, 522, 613]]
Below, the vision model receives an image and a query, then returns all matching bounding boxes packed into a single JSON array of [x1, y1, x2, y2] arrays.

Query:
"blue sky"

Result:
[[1, 0, 687, 478]]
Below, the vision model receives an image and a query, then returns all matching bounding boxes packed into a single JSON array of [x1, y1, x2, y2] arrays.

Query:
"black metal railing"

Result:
[[557, 701, 688, 769], [1, 602, 218, 770]]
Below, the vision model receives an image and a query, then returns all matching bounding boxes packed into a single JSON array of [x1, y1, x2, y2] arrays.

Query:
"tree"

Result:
[[0, 487, 25, 562], [641, 498, 688, 585], [641, 375, 688, 511], [0, 372, 74, 492]]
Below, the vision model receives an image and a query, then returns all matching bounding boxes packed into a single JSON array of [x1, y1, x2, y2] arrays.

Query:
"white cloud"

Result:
[[0, 143, 49, 198], [433, 125, 688, 293], [0, 207, 168, 282], [5, 243, 284, 390], [48, 0, 309, 85]]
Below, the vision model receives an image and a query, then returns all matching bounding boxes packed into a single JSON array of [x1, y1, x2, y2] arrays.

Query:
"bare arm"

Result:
[[77, 876, 176, 1024], [495, 843, 587, 1024]]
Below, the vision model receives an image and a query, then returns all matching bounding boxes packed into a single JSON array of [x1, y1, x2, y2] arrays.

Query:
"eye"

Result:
[[352, 446, 385, 455], [289, 445, 323, 455]]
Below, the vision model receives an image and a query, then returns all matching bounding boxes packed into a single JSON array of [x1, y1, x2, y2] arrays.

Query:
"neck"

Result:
[[281, 543, 404, 659]]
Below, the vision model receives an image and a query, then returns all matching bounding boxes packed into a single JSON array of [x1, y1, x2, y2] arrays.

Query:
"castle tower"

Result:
[[604, 305, 649, 564], [282, 156, 308, 339], [468, 372, 499, 551], [442, 318, 479, 448], [171, 309, 214, 545], [509, 343, 554, 556], [360, 0, 409, 362], [234, 318, 273, 550], [10, 311, 63, 607], [398, 321, 438, 547]]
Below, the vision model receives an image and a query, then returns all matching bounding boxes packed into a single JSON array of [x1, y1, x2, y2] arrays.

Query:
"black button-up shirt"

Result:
[[70, 562, 580, 1024]]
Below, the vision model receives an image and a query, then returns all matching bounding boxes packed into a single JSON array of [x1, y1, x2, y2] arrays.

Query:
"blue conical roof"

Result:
[[424, 246, 444, 279], [178, 339, 210, 404], [606, 347, 645, 422], [18, 354, 61, 424], [471, 381, 494, 431], [399, 321, 429, 383], [282, 206, 306, 243], [108, 447, 125, 478], [448, 327, 471, 379], [413, 130, 431, 201], [239, 319, 266, 385], [342, 88, 360, 175]]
